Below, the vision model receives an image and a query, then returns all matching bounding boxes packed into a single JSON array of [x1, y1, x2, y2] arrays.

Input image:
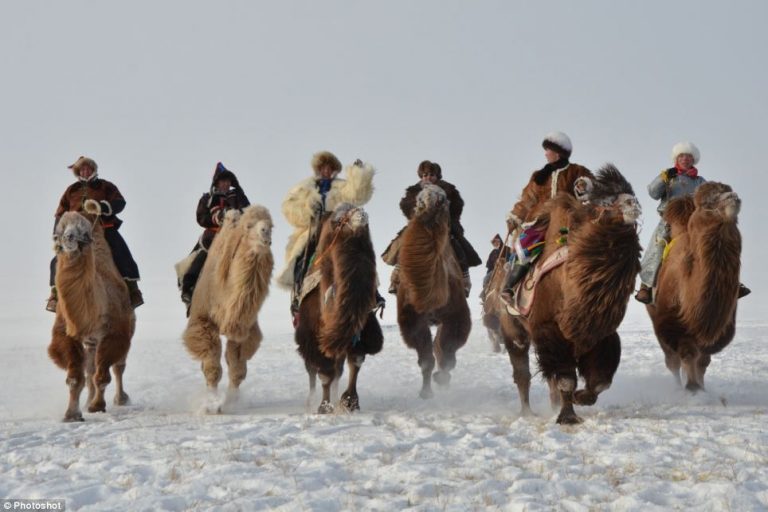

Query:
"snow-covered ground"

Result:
[[1, 303, 767, 511]]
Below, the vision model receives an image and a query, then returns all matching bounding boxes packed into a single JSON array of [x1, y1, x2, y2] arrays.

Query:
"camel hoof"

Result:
[[432, 371, 451, 387], [685, 382, 703, 394], [556, 411, 583, 425], [87, 401, 106, 413], [114, 392, 131, 406], [63, 412, 84, 422], [419, 388, 434, 400], [317, 400, 334, 414], [573, 390, 597, 406], [340, 393, 360, 412], [519, 406, 535, 417]]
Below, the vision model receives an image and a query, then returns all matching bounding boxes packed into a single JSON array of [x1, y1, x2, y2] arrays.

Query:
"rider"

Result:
[[178, 162, 250, 311], [635, 142, 750, 303], [277, 151, 382, 323], [383, 160, 481, 297], [47, 156, 143, 311], [500, 132, 592, 305]]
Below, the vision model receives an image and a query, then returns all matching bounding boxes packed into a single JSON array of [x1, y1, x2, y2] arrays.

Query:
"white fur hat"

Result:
[[671, 142, 700, 165], [542, 131, 573, 157]]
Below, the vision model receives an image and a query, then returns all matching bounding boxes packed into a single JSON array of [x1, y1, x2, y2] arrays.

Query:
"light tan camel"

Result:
[[183, 205, 273, 412]]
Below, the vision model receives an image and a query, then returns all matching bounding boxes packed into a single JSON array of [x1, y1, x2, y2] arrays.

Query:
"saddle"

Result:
[[505, 246, 568, 317]]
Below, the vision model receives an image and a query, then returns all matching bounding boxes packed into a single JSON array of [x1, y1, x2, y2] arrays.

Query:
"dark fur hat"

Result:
[[311, 151, 342, 176], [68, 156, 98, 174]]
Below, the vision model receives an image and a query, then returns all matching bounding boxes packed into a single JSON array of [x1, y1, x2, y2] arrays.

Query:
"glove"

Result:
[[661, 168, 677, 184], [506, 212, 521, 232], [225, 189, 239, 209], [353, 158, 364, 167], [83, 199, 102, 216]]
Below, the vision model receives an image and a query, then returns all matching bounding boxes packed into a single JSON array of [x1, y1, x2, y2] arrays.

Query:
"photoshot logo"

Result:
[[1, 500, 65, 511]]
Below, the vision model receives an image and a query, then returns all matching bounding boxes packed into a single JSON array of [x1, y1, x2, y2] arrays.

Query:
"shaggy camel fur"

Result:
[[487, 166, 642, 424], [647, 182, 741, 391], [47, 202, 135, 422], [295, 203, 383, 413], [183, 205, 273, 412], [397, 184, 471, 399]]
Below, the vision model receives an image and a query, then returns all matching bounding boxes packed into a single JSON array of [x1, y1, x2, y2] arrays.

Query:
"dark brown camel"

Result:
[[295, 203, 384, 413], [396, 184, 472, 399]]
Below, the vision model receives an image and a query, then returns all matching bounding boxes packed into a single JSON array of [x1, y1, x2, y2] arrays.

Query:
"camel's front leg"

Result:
[[64, 365, 86, 422], [506, 339, 533, 416], [88, 349, 112, 413], [112, 358, 130, 406], [398, 303, 435, 399], [84, 340, 96, 406], [555, 375, 583, 425], [340, 355, 364, 412]]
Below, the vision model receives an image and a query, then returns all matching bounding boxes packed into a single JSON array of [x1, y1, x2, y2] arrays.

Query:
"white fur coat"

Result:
[[277, 161, 375, 289]]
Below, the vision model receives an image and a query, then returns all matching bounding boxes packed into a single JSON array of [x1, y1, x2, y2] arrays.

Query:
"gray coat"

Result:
[[648, 169, 706, 213]]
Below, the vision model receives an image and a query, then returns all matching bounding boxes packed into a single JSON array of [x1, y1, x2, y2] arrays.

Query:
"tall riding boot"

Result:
[[45, 286, 57, 313], [388, 265, 400, 295], [500, 263, 530, 305], [126, 280, 144, 309], [462, 269, 471, 298]]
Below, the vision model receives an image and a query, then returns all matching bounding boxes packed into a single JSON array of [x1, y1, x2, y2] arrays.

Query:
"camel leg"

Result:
[[433, 298, 471, 388], [223, 326, 261, 407], [330, 357, 344, 404], [694, 352, 711, 391], [84, 341, 96, 407], [574, 332, 621, 406], [88, 345, 112, 413], [506, 339, 533, 416], [49, 321, 86, 422], [112, 357, 130, 406], [305, 364, 317, 411], [398, 304, 435, 399], [555, 376, 582, 425], [183, 316, 223, 391], [317, 371, 335, 414], [659, 341, 683, 387], [679, 342, 702, 393], [340, 355, 364, 412]]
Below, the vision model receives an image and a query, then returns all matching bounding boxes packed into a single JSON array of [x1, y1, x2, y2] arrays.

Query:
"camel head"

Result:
[[54, 212, 94, 255], [239, 205, 273, 249], [694, 182, 740, 221], [414, 184, 448, 221], [577, 164, 641, 225], [330, 203, 369, 235]]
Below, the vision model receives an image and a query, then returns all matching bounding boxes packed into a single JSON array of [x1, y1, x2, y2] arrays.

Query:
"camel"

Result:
[[397, 184, 472, 399], [47, 201, 135, 422], [183, 205, 273, 412], [295, 203, 383, 413], [647, 182, 742, 391], [486, 165, 642, 424]]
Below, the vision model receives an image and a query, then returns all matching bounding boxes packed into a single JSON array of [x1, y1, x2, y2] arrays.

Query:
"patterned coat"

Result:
[[648, 168, 706, 213], [277, 161, 375, 289], [508, 162, 592, 225], [55, 178, 127, 229]]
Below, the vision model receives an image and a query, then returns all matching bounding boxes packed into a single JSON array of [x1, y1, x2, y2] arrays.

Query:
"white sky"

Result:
[[1, 1, 765, 335]]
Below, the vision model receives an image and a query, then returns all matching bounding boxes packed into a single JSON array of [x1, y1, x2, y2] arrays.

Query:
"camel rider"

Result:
[[635, 142, 750, 303], [278, 151, 384, 323], [46, 156, 143, 312], [500, 132, 593, 305], [179, 162, 250, 310], [383, 160, 482, 297]]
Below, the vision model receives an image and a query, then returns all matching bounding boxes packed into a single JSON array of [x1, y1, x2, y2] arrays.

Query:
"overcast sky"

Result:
[[1, 1, 765, 339]]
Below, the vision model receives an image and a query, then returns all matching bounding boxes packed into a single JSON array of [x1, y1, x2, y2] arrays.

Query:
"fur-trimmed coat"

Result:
[[508, 162, 592, 225], [55, 178, 126, 230], [196, 188, 250, 249], [277, 162, 375, 289]]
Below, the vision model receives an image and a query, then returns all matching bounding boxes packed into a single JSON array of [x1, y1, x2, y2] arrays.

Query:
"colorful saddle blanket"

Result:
[[505, 246, 569, 317]]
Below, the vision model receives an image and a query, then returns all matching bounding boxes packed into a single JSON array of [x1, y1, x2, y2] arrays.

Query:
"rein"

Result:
[[312, 210, 352, 269]]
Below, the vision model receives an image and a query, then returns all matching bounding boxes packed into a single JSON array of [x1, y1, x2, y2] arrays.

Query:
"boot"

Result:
[[462, 270, 471, 298], [634, 284, 652, 304], [388, 266, 400, 295], [373, 290, 386, 317], [738, 283, 751, 299], [126, 280, 144, 309], [500, 263, 530, 305], [45, 287, 57, 313]]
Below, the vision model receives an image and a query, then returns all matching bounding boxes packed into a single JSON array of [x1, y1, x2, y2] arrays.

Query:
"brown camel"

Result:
[[183, 205, 273, 413], [647, 182, 742, 391], [295, 203, 384, 414], [487, 165, 642, 424], [47, 201, 135, 422], [397, 184, 472, 399]]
